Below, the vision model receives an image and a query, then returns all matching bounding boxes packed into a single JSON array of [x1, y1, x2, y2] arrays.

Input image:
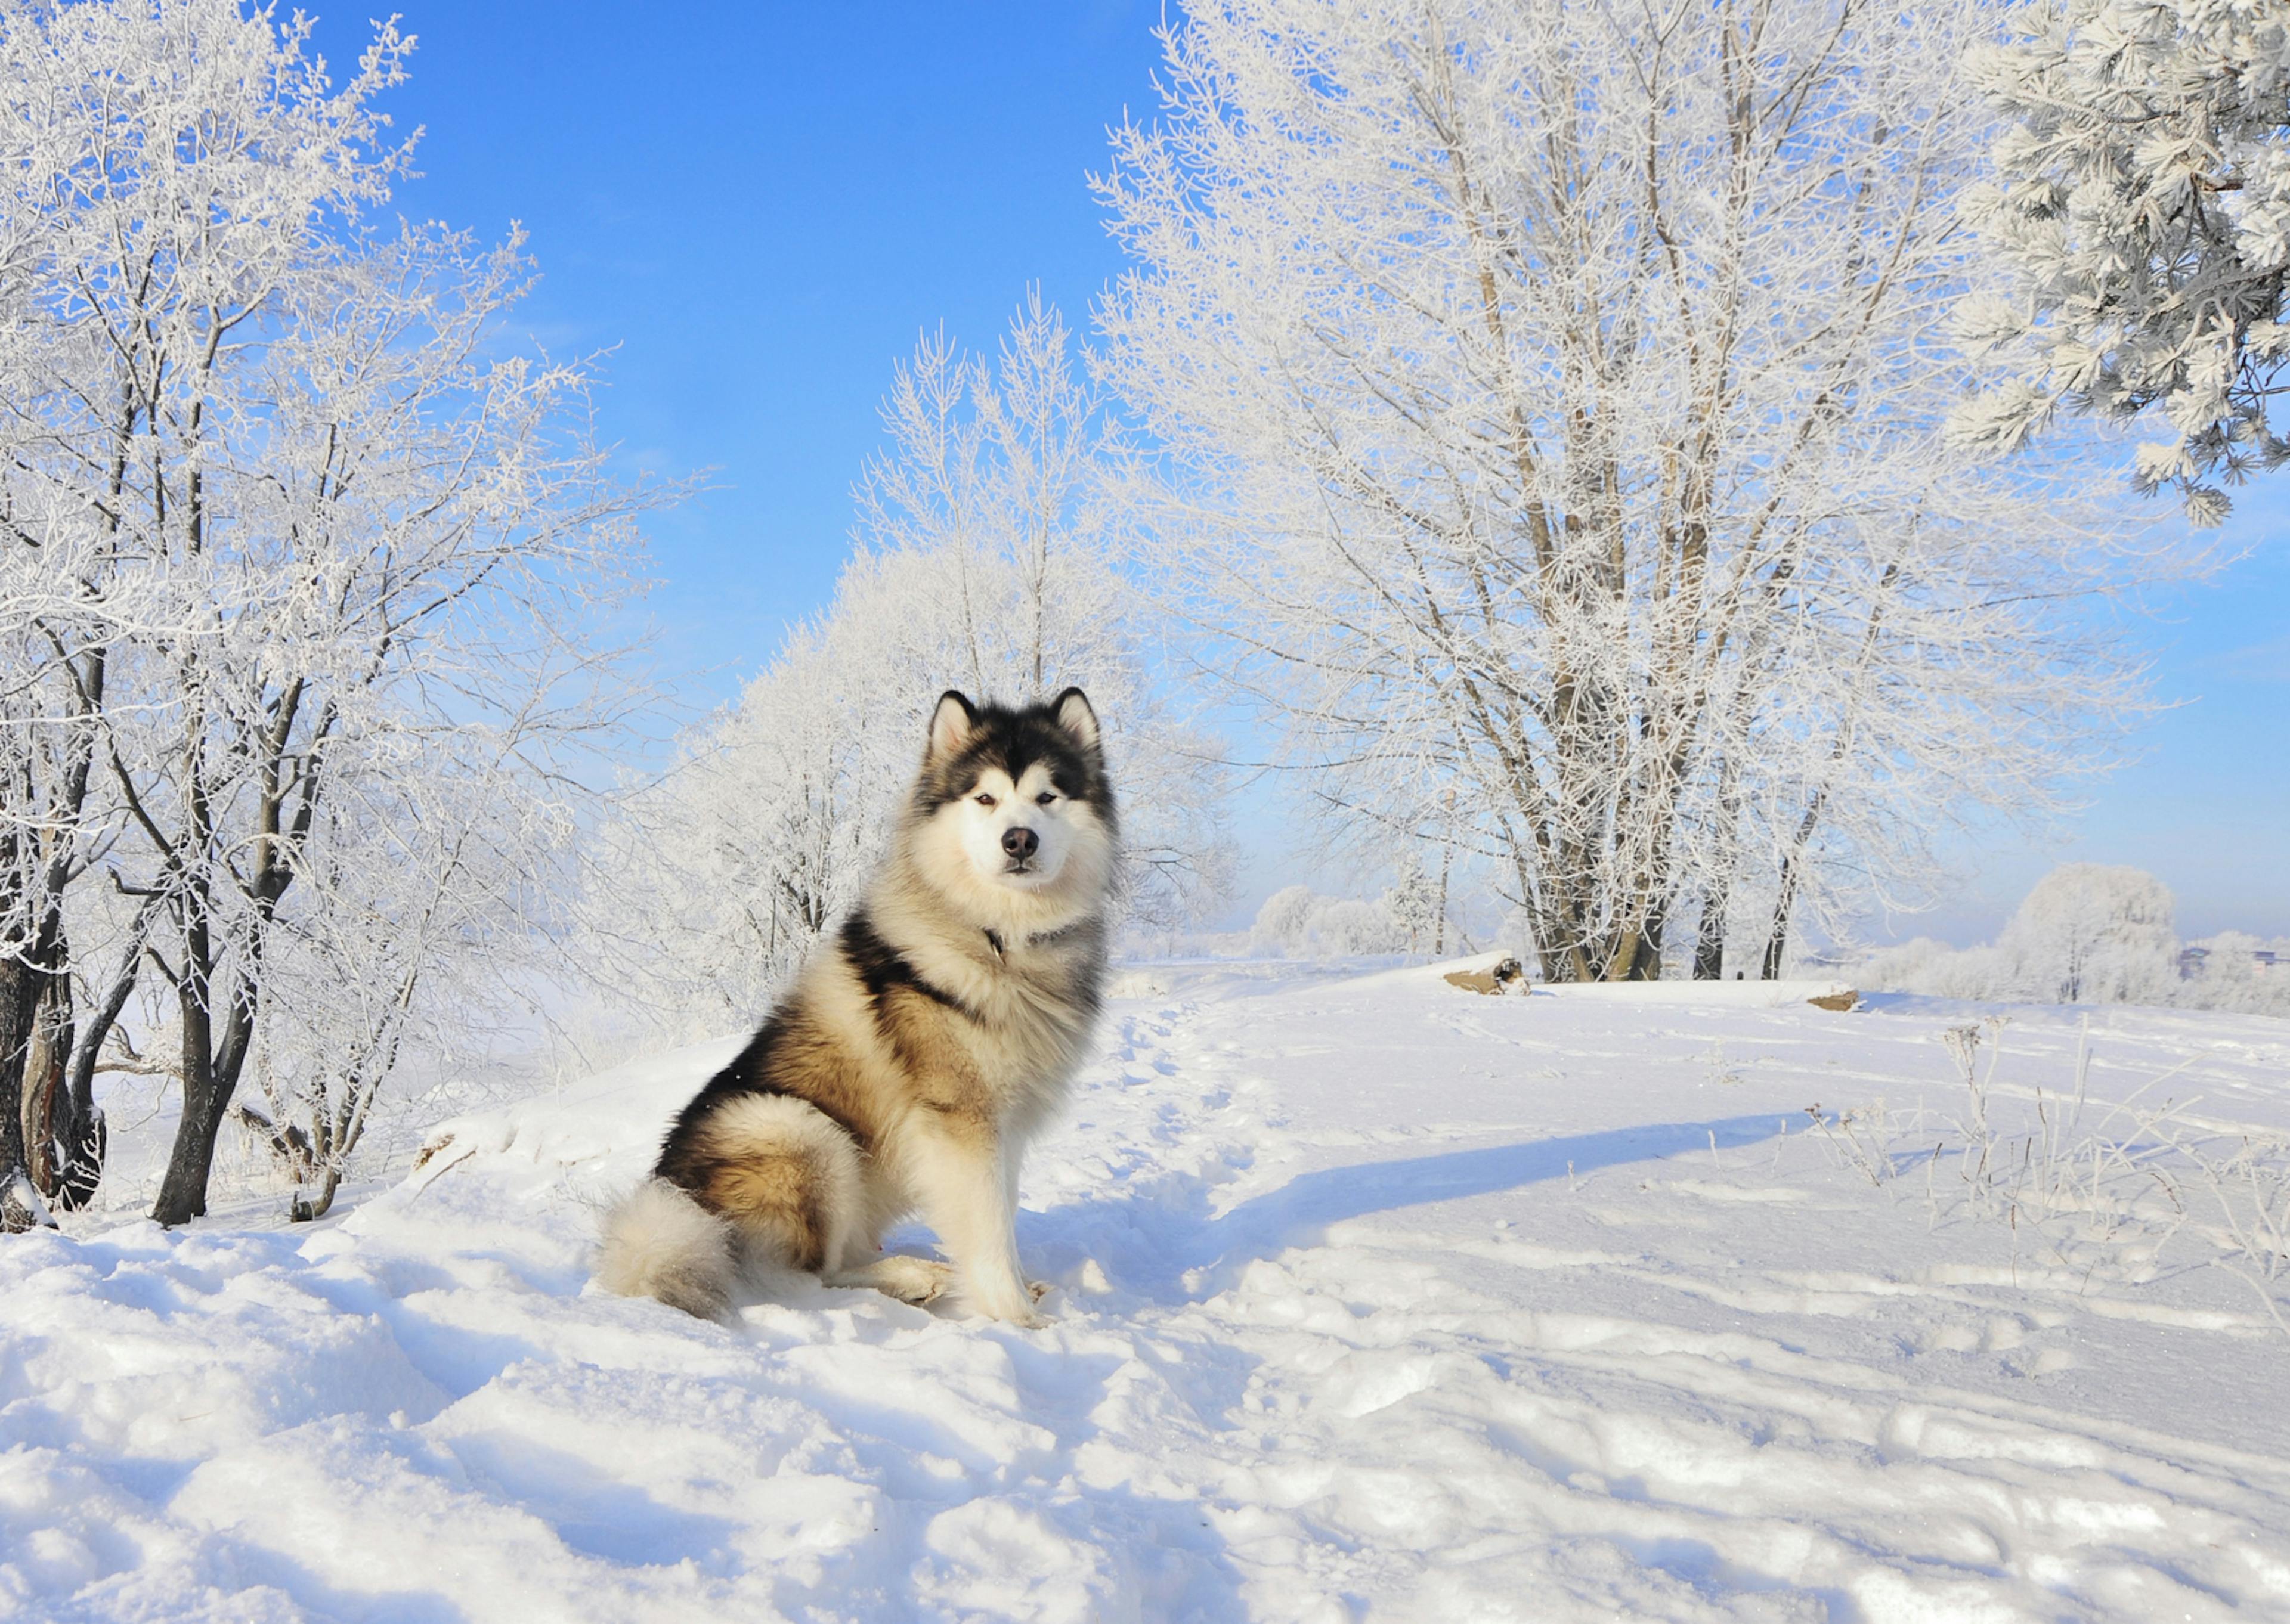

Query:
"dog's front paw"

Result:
[[974, 1288, 1052, 1328], [1028, 1279, 1053, 1304]]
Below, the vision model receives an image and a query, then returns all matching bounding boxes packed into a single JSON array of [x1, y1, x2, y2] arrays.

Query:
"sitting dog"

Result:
[[599, 687, 1116, 1325]]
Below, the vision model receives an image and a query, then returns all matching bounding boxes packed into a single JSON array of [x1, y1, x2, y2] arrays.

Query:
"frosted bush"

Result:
[[2179, 932, 2290, 1017], [1248, 888, 1404, 959], [1853, 866, 2286, 1014]]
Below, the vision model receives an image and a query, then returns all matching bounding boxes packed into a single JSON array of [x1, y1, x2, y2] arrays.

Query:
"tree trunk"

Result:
[[1693, 881, 1729, 981], [0, 953, 47, 1232], [1694, 750, 1747, 981], [0, 807, 45, 1231], [1432, 850, 1449, 957], [1763, 779, 1833, 981], [148, 682, 308, 1226], [153, 888, 232, 1225], [152, 910, 265, 1225], [51, 1106, 105, 1213], [20, 980, 67, 1196], [52, 900, 150, 1213], [291, 1164, 342, 1223], [154, 979, 224, 1224], [1758, 565, 1897, 984], [18, 898, 73, 1198], [1632, 907, 1665, 981], [1762, 850, 1803, 981]]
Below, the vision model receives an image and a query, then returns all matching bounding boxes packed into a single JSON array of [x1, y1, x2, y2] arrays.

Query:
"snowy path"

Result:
[[5, 965, 2289, 1622]]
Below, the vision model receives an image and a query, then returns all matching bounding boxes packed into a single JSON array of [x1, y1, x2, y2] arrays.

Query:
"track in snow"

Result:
[[4, 963, 2288, 1621]]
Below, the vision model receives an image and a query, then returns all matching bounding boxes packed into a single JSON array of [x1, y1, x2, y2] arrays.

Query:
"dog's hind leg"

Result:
[[679, 1094, 865, 1279], [825, 1254, 956, 1306]]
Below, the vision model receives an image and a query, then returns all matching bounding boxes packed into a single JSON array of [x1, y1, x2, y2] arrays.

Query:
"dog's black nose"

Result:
[[1001, 826, 1039, 861]]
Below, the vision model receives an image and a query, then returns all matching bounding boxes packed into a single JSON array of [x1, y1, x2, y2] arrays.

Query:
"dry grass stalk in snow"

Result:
[[1814, 1015, 2290, 1337]]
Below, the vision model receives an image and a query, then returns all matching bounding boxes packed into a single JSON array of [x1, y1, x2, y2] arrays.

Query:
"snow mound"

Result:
[[407, 1032, 744, 1197]]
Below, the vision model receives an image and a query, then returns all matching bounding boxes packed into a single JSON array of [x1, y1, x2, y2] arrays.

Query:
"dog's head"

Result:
[[908, 687, 1118, 925]]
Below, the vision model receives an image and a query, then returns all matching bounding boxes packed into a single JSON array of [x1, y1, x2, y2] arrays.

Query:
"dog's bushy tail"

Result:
[[597, 1178, 736, 1319]]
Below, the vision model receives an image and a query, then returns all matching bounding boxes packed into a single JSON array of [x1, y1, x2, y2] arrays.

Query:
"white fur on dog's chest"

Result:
[[960, 950, 1096, 1085]]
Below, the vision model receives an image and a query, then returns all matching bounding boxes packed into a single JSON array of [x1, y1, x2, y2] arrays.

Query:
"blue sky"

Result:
[[313, 1, 1162, 669], [315, 1, 2286, 941]]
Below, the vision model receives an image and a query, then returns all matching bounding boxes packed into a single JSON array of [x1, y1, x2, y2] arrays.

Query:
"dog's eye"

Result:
[[1035, 791, 1056, 806], [974, 793, 998, 809]]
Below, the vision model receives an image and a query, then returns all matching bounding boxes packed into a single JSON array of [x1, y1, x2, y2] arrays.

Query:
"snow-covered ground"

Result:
[[5, 961, 2289, 1622]]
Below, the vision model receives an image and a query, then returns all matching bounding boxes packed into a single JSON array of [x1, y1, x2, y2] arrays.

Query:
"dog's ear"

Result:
[[927, 690, 979, 763], [1051, 687, 1100, 751]]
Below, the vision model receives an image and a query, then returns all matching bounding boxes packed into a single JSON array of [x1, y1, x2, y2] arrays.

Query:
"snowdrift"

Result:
[[5, 962, 2289, 1621]]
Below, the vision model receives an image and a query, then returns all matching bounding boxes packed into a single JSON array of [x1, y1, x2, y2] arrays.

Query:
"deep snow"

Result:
[[4, 961, 2288, 1622]]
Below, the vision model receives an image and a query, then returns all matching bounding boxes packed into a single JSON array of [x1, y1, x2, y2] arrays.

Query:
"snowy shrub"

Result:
[[2177, 932, 2290, 1018], [1851, 937, 1958, 994], [1247, 888, 1406, 959], [1309, 900, 1403, 958], [1856, 938, 2020, 1003], [1853, 866, 2288, 1016], [1818, 1019, 2290, 1338], [1856, 865, 2178, 1005]]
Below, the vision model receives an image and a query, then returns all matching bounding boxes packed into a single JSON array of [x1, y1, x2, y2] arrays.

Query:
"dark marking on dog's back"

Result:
[[840, 912, 967, 1016]]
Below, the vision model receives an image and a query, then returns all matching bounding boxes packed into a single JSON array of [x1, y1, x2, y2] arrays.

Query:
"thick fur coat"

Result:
[[597, 687, 1116, 1324]]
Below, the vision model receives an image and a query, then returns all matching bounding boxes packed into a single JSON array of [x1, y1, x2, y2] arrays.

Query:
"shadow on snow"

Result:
[[1037, 1115, 1783, 1303]]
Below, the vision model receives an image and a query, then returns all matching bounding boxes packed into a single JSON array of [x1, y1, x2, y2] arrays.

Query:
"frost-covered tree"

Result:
[[1855, 863, 2181, 1004], [233, 702, 595, 1221], [1997, 863, 2179, 1003], [1249, 886, 1318, 956], [595, 302, 1228, 1033], [1099, 0, 2156, 983], [847, 297, 1230, 922], [1382, 855, 1446, 956], [0, 0, 653, 1226], [589, 615, 887, 1033], [1954, 0, 2290, 520]]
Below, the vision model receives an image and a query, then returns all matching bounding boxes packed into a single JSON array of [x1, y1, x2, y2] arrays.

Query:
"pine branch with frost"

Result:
[[1959, 0, 2290, 520]]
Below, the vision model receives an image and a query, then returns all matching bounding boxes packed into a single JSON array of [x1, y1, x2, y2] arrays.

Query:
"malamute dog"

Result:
[[598, 687, 1116, 1325]]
